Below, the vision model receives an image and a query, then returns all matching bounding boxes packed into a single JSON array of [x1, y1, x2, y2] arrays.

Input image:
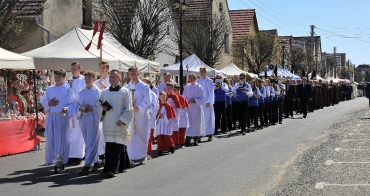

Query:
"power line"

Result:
[[253, 0, 309, 27], [316, 27, 370, 44], [237, 0, 308, 36]]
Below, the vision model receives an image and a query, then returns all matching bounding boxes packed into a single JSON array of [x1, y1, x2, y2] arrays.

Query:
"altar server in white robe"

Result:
[[141, 77, 159, 160], [67, 61, 86, 165], [100, 69, 133, 178], [196, 66, 215, 142], [157, 72, 177, 93], [77, 71, 102, 176], [182, 73, 206, 146], [94, 61, 111, 165], [125, 66, 151, 165], [40, 69, 76, 174]]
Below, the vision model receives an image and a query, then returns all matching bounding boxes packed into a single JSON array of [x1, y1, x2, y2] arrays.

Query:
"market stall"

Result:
[[0, 47, 42, 157]]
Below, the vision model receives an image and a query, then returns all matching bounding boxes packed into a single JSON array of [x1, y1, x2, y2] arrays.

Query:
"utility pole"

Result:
[[334, 46, 337, 78], [310, 25, 315, 57]]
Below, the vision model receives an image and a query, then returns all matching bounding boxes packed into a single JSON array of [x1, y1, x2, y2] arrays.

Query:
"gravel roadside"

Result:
[[269, 107, 370, 196]]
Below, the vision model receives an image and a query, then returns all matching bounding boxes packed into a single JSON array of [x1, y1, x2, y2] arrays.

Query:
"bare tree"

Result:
[[232, 31, 275, 74], [286, 47, 315, 75], [178, 12, 231, 68], [0, 1, 44, 49], [89, 0, 173, 59]]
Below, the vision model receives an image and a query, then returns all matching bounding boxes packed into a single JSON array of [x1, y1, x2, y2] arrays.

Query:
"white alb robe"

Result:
[[156, 107, 173, 136], [148, 91, 159, 130], [182, 83, 206, 137], [77, 85, 102, 165], [94, 77, 110, 155], [40, 82, 76, 165], [100, 86, 133, 145], [68, 75, 86, 159], [125, 80, 151, 161], [178, 106, 189, 129], [197, 77, 215, 135]]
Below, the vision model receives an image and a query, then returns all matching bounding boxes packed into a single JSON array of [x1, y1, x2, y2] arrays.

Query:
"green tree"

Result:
[[354, 71, 364, 82]]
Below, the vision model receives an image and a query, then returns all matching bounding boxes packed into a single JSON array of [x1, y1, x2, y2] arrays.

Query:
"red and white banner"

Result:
[[85, 20, 106, 51]]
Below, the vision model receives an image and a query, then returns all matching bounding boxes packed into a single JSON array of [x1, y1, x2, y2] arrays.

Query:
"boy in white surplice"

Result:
[[40, 69, 76, 174], [77, 71, 102, 176]]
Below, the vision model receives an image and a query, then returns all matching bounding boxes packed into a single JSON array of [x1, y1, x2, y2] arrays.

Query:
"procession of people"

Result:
[[40, 62, 360, 178]]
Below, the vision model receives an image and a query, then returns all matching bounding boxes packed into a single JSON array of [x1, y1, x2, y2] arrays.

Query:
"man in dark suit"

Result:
[[284, 78, 295, 118], [297, 77, 312, 118]]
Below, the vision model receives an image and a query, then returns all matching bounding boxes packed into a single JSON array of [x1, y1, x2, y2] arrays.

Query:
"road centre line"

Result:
[[334, 148, 363, 152], [315, 182, 370, 190], [325, 160, 370, 166], [342, 139, 370, 142]]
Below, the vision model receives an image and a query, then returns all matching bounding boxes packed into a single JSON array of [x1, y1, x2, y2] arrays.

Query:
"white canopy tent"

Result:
[[0, 47, 34, 69], [160, 54, 227, 78], [259, 66, 300, 80], [23, 27, 159, 72], [220, 62, 245, 77]]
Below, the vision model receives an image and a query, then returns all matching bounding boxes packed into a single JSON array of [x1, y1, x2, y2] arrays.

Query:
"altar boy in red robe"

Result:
[[156, 91, 176, 156]]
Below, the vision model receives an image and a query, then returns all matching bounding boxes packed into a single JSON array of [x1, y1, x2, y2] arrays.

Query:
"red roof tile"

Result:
[[230, 9, 258, 41]]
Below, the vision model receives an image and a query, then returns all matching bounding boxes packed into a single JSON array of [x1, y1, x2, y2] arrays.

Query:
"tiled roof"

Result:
[[170, 0, 211, 20], [17, 0, 47, 16], [260, 29, 278, 36], [230, 9, 258, 41]]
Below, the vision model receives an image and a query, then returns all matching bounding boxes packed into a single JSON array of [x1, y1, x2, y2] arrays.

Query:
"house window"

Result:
[[219, 2, 223, 13], [82, 0, 92, 29], [224, 34, 230, 53]]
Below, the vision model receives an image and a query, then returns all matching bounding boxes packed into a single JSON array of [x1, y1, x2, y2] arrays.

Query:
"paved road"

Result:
[[0, 98, 368, 196]]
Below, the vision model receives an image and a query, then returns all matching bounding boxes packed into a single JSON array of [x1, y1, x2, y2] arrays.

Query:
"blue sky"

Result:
[[228, 0, 370, 66]]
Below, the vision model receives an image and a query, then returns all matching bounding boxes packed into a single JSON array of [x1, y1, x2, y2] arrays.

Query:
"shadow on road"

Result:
[[0, 165, 105, 187]]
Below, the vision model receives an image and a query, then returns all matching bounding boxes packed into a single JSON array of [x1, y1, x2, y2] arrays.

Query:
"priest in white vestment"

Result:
[[196, 66, 215, 142], [182, 73, 206, 146], [100, 69, 133, 178], [125, 66, 151, 165], [67, 62, 86, 165], [40, 69, 76, 174]]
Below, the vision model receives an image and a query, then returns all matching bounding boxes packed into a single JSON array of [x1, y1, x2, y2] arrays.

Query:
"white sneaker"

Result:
[[146, 155, 152, 160], [129, 160, 135, 167]]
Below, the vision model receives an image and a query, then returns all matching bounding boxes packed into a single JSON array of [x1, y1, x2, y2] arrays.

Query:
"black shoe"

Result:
[[279, 122, 282, 124], [170, 147, 175, 154], [303, 115, 307, 118], [72, 159, 82, 166], [241, 130, 246, 135], [105, 172, 115, 178], [66, 158, 76, 166], [158, 151, 164, 156]]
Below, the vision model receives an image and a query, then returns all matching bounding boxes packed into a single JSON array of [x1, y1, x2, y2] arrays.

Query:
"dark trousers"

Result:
[[247, 106, 258, 128], [258, 103, 265, 127], [235, 101, 249, 131], [225, 104, 233, 130], [272, 101, 279, 124], [278, 99, 284, 123], [284, 100, 293, 117], [214, 101, 227, 132], [268, 101, 273, 124], [263, 102, 269, 126], [231, 102, 238, 127], [103, 142, 129, 174], [300, 99, 309, 116]]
